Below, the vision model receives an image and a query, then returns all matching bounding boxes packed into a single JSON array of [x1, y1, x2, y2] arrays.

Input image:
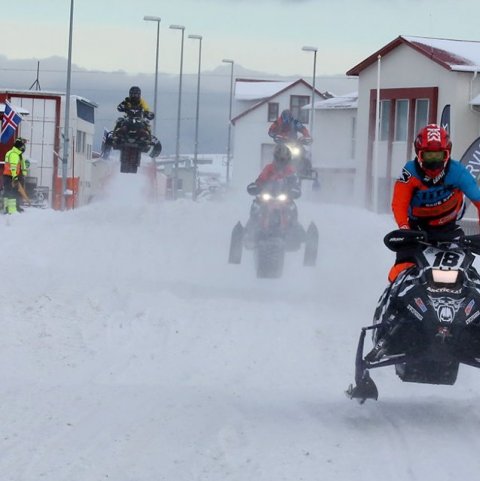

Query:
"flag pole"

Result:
[[373, 54, 381, 213]]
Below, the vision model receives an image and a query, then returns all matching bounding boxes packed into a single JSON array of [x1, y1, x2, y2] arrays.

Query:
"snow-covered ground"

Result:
[[3, 171, 480, 481]]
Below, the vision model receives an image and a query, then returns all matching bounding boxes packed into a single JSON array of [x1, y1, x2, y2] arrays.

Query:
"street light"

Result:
[[222, 58, 234, 185], [302, 46, 318, 139], [143, 15, 161, 137], [62, 0, 74, 211], [188, 34, 203, 201], [170, 24, 186, 200]]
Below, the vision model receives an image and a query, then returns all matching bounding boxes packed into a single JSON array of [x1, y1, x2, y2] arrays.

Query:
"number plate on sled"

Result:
[[423, 246, 465, 270]]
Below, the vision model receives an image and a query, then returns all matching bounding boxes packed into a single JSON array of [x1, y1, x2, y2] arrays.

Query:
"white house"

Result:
[[0, 89, 97, 209], [308, 92, 358, 203], [346, 35, 480, 212], [231, 78, 326, 192]]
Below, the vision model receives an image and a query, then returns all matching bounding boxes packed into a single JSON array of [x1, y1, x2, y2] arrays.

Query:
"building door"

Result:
[[366, 87, 438, 211]]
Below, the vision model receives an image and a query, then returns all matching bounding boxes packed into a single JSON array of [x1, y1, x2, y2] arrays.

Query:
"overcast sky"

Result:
[[4, 0, 480, 77]]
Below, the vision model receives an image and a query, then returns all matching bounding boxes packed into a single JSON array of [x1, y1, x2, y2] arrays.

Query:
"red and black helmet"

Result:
[[414, 124, 452, 177]]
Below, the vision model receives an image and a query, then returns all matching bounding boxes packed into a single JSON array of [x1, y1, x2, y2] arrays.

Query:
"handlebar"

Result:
[[384, 228, 480, 255], [273, 135, 312, 145]]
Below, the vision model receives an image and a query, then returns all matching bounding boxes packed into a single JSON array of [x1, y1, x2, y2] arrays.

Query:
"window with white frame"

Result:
[[394, 99, 409, 141], [268, 102, 279, 122], [290, 95, 310, 124], [76, 130, 86, 154], [380, 100, 391, 141], [414, 99, 429, 135]]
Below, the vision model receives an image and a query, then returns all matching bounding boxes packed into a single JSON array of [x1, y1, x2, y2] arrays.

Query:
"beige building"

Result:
[[347, 35, 480, 212]]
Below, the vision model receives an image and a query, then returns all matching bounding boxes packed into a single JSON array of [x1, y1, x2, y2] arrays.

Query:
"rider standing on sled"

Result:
[[268, 109, 311, 142], [244, 143, 302, 246], [268, 109, 315, 183], [112, 86, 155, 143], [388, 123, 480, 283]]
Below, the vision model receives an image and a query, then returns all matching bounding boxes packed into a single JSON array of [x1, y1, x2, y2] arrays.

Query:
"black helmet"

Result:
[[129, 86, 141, 102], [273, 143, 291, 165], [14, 137, 26, 152]]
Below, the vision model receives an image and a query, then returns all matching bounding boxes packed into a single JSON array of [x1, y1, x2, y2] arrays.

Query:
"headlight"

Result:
[[432, 269, 459, 284], [290, 147, 301, 156], [261, 193, 272, 201], [276, 193, 288, 202]]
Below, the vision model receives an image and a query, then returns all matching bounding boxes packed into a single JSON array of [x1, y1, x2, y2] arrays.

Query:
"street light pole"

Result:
[[169, 24, 185, 200], [302, 46, 318, 139], [188, 34, 203, 201], [143, 16, 161, 137], [62, 0, 74, 211], [222, 58, 234, 185]]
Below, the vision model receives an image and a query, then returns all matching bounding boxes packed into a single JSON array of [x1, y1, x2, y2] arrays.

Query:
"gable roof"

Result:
[[231, 78, 326, 125], [235, 79, 298, 101], [347, 35, 480, 76], [313, 92, 358, 110]]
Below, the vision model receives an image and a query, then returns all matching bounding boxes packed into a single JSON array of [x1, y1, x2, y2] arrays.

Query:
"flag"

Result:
[[1, 100, 22, 144], [440, 104, 451, 135], [460, 136, 480, 179]]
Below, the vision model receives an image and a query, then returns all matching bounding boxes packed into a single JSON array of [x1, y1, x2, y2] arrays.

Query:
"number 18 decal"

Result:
[[432, 251, 462, 269]]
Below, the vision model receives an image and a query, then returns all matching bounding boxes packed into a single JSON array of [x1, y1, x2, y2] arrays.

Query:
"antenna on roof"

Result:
[[29, 61, 41, 91]]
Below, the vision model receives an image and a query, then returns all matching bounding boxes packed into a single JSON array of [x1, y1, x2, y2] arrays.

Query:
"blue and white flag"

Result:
[[1, 100, 22, 144]]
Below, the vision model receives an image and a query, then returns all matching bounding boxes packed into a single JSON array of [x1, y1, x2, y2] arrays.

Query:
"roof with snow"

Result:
[[231, 78, 326, 124], [0, 102, 30, 115], [0, 89, 98, 108], [347, 35, 480, 76], [312, 92, 358, 110], [235, 80, 297, 101]]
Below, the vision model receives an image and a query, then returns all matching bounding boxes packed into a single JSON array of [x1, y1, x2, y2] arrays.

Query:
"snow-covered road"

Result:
[[2, 173, 480, 481]]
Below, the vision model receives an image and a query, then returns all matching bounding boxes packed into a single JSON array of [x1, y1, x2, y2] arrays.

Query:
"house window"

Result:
[[290, 95, 310, 124], [395, 99, 409, 141], [379, 100, 391, 141], [76, 99, 95, 123], [268, 102, 279, 121], [76, 130, 86, 154], [414, 99, 429, 135]]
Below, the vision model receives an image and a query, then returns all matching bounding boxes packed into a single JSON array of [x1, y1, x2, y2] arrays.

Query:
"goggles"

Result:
[[419, 150, 448, 163]]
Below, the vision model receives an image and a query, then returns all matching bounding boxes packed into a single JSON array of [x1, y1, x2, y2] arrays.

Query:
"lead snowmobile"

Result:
[[347, 228, 480, 403], [103, 107, 162, 173], [228, 179, 318, 279]]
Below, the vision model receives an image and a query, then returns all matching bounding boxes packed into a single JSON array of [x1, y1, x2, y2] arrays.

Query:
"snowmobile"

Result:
[[228, 180, 318, 278], [274, 135, 320, 190], [346, 228, 480, 403], [104, 108, 162, 173]]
